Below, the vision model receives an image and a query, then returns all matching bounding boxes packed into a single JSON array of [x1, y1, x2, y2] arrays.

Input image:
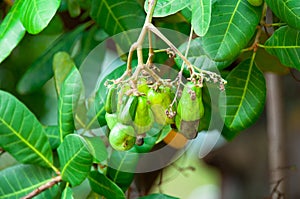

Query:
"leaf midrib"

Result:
[[229, 60, 253, 128], [0, 0, 23, 38], [0, 177, 52, 198], [0, 117, 56, 171], [61, 145, 85, 177], [215, 0, 242, 57]]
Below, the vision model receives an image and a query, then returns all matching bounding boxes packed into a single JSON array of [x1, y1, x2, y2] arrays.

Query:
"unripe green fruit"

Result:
[[137, 78, 150, 95], [105, 86, 118, 114], [247, 0, 263, 6], [105, 112, 118, 129], [118, 95, 138, 125], [176, 82, 204, 139], [109, 123, 136, 151], [133, 96, 154, 134], [147, 87, 174, 125]]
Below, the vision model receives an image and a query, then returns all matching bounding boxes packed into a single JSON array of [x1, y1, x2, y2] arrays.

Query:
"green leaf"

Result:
[[53, 52, 83, 142], [138, 193, 179, 199], [90, 0, 145, 45], [0, 90, 55, 170], [45, 125, 60, 149], [265, 0, 300, 30], [0, 164, 59, 199], [0, 1, 26, 64], [191, 0, 211, 36], [219, 58, 266, 131], [145, 0, 189, 17], [61, 185, 74, 199], [106, 149, 139, 191], [57, 134, 93, 186], [175, 38, 233, 73], [83, 136, 108, 163], [264, 26, 300, 70], [53, 52, 77, 95], [180, 6, 192, 23], [88, 171, 126, 199], [17, 23, 87, 94], [20, 0, 61, 34], [199, 0, 262, 61]]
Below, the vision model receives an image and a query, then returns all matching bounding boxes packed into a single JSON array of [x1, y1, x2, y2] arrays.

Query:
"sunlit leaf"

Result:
[[144, 0, 189, 17], [53, 52, 83, 143], [266, 0, 300, 30], [219, 58, 266, 131], [199, 0, 261, 61], [88, 171, 126, 199], [0, 91, 55, 170], [20, 0, 61, 34], [0, 1, 25, 64], [191, 0, 211, 36], [58, 134, 93, 186], [0, 164, 59, 199], [264, 26, 300, 70]]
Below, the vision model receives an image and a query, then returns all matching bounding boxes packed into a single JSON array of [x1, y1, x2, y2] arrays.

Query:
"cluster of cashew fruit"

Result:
[[104, 78, 204, 151]]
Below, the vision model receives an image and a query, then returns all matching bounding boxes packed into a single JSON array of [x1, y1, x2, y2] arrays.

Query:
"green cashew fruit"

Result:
[[105, 112, 118, 129], [118, 95, 138, 125], [176, 82, 204, 139], [247, 0, 263, 6], [147, 87, 174, 125], [109, 123, 136, 151], [137, 78, 150, 95], [105, 86, 118, 114], [133, 96, 154, 134]]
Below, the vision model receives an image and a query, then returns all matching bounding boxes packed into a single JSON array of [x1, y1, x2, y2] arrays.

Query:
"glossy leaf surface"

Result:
[[0, 164, 58, 199], [20, 0, 61, 34], [0, 1, 25, 64], [219, 58, 266, 131], [191, 0, 211, 36], [199, 0, 261, 61], [53, 52, 83, 142], [58, 134, 93, 186], [0, 91, 54, 169]]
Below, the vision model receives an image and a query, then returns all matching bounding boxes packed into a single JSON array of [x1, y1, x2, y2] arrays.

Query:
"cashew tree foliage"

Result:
[[0, 0, 299, 198]]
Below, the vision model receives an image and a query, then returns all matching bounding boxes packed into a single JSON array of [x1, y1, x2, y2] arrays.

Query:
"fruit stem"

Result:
[[146, 23, 194, 73], [180, 26, 194, 74]]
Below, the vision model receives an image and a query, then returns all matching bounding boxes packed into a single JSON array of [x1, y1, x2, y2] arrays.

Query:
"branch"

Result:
[[21, 175, 62, 199]]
